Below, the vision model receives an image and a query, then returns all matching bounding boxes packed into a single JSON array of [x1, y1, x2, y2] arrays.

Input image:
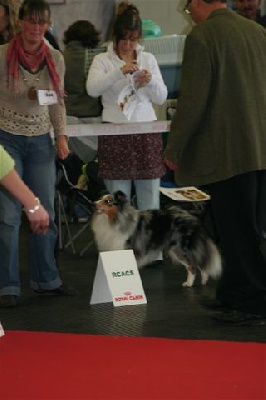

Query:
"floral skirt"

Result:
[[98, 133, 165, 180]]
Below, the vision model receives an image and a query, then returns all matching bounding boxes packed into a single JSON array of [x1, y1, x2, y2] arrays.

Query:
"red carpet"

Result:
[[0, 330, 265, 399]]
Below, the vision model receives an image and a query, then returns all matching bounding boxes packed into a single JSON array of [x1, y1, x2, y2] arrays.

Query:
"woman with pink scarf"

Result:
[[0, 0, 71, 308]]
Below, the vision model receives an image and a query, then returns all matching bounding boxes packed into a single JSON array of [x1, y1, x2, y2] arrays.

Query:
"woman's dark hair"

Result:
[[0, 1, 9, 17], [63, 20, 101, 48], [113, 2, 142, 44], [19, 0, 51, 21]]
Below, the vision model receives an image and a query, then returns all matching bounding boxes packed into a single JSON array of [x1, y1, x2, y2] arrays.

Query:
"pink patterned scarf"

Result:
[[6, 34, 64, 99]]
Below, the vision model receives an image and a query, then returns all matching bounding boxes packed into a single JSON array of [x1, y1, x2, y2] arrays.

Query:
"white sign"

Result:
[[0, 322, 4, 337], [38, 90, 58, 105], [90, 250, 147, 307]]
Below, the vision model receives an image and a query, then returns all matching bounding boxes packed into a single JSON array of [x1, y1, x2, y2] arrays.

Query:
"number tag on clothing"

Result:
[[37, 90, 58, 105]]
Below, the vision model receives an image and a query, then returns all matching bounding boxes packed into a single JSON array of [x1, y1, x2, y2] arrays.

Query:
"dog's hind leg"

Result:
[[182, 266, 196, 287], [168, 248, 196, 287], [198, 268, 208, 285]]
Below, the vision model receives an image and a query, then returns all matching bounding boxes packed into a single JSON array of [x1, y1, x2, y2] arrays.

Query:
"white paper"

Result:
[[117, 84, 139, 121]]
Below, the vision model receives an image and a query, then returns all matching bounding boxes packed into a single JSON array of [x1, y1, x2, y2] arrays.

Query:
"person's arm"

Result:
[[86, 53, 124, 97], [0, 168, 49, 234], [164, 33, 212, 166], [48, 50, 70, 160], [134, 53, 168, 105]]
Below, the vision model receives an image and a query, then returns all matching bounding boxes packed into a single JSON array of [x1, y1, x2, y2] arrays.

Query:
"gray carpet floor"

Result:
[[0, 217, 265, 343]]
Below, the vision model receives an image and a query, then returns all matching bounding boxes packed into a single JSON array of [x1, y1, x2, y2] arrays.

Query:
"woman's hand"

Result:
[[121, 61, 139, 75], [56, 135, 70, 160], [133, 69, 152, 88], [27, 205, 50, 235], [164, 159, 178, 171]]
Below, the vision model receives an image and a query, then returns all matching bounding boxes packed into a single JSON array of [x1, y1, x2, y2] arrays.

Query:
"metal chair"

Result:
[[55, 154, 98, 257]]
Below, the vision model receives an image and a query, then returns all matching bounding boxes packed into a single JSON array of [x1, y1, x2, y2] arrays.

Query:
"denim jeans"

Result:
[[0, 130, 62, 296], [104, 178, 161, 210]]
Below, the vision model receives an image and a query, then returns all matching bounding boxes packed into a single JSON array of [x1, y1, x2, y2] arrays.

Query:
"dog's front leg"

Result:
[[182, 266, 196, 287]]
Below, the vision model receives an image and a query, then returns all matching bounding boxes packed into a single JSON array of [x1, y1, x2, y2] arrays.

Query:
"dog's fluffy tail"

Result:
[[203, 239, 222, 279]]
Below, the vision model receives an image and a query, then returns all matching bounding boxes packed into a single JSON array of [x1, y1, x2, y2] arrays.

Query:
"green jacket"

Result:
[[164, 8, 266, 186], [63, 41, 103, 118], [0, 145, 14, 180]]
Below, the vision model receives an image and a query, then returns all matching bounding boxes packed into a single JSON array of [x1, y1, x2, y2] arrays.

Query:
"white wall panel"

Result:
[[48, 0, 193, 49], [130, 0, 193, 35]]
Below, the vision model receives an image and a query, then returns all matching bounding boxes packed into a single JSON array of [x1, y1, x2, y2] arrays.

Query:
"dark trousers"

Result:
[[206, 171, 266, 307]]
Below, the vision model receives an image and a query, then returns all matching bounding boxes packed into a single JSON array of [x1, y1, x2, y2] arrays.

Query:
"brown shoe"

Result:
[[0, 295, 18, 308]]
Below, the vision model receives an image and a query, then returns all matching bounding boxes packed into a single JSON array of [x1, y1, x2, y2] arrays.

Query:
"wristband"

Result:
[[23, 197, 40, 214]]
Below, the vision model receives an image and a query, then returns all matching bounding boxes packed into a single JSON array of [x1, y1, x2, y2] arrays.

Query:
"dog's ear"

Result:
[[113, 190, 128, 207], [99, 189, 109, 198], [95, 190, 109, 203]]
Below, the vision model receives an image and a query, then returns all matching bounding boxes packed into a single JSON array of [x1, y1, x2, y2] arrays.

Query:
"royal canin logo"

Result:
[[114, 291, 144, 302]]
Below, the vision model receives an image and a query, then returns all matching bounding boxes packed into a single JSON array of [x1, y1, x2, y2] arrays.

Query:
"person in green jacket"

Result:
[[164, 0, 266, 325], [0, 145, 49, 235]]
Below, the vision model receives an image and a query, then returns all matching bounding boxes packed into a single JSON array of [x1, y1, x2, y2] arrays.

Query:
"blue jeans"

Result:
[[104, 178, 161, 210], [0, 130, 62, 296]]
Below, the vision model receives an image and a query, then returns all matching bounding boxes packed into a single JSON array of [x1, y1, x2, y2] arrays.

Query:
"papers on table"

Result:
[[160, 186, 210, 202]]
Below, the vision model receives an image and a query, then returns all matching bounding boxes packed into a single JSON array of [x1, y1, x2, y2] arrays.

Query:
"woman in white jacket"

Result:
[[87, 1, 167, 219]]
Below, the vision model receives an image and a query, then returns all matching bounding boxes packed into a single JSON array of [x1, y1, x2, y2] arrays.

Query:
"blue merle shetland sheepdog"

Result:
[[91, 191, 222, 287]]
